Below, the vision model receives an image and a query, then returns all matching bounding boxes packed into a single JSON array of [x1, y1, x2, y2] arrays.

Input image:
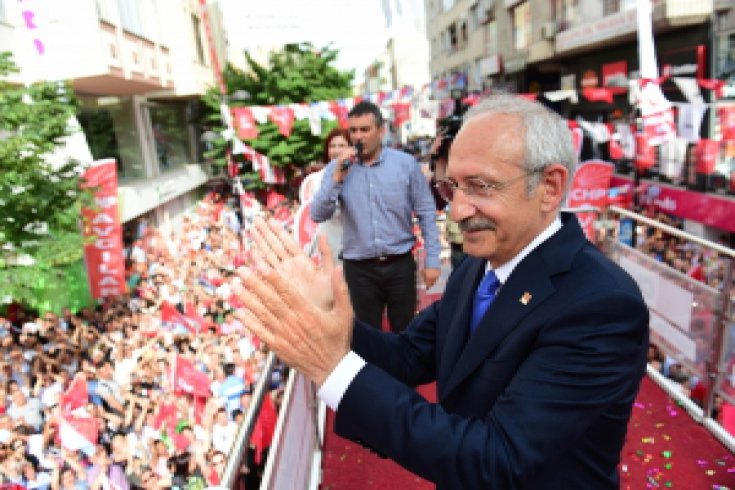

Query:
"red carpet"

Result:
[[321, 377, 734, 489]]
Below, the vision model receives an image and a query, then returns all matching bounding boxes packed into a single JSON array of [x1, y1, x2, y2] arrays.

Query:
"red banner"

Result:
[[567, 160, 614, 240], [231, 107, 258, 140], [81, 159, 125, 299], [611, 176, 735, 233]]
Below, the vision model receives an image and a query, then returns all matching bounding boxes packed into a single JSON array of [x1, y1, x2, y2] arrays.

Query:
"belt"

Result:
[[348, 251, 412, 265]]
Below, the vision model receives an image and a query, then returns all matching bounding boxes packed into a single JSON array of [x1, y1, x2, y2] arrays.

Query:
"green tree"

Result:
[[201, 43, 354, 189], [0, 52, 92, 308]]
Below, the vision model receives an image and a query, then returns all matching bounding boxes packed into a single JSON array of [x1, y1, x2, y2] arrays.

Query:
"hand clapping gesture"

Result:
[[237, 218, 354, 387]]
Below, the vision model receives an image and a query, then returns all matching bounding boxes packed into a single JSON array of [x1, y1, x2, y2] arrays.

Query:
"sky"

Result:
[[219, 0, 425, 76]]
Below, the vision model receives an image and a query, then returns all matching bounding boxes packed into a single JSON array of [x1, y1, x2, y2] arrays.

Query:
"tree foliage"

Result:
[[200, 43, 354, 188], [0, 52, 92, 307]]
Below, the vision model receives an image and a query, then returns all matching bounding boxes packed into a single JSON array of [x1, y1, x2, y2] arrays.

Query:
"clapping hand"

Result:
[[238, 218, 354, 387]]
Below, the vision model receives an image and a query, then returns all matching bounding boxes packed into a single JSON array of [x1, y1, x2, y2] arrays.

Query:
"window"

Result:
[[442, 0, 455, 11], [512, 2, 531, 51], [119, 0, 155, 39], [148, 102, 194, 171], [77, 96, 146, 181], [554, 0, 580, 30], [192, 14, 205, 65], [0, 0, 7, 23], [460, 19, 468, 46], [448, 24, 458, 52], [603, 0, 620, 15]]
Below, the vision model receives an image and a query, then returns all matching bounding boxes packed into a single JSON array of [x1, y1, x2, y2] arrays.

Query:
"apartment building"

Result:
[[0, 0, 228, 239]]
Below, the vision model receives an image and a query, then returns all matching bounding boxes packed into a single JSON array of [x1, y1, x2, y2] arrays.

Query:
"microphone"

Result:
[[341, 142, 364, 171]]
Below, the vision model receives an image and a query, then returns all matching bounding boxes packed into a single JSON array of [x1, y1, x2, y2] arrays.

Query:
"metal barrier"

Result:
[[603, 206, 734, 452], [218, 206, 734, 489], [220, 351, 278, 489]]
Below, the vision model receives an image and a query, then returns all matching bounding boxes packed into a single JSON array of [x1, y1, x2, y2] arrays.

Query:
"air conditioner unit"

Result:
[[542, 21, 557, 40]]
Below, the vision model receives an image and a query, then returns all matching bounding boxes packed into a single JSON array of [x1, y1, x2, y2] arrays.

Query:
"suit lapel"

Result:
[[442, 252, 555, 398], [440, 213, 586, 400], [437, 259, 485, 400]]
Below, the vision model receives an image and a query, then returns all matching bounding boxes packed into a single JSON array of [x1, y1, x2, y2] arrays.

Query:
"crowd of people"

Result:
[[0, 194, 282, 490]]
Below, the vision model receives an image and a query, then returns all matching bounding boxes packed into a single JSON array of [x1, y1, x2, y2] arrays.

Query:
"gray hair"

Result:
[[463, 93, 577, 195]]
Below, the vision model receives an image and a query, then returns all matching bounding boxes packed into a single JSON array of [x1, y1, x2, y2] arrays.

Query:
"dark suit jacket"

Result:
[[335, 213, 649, 489]]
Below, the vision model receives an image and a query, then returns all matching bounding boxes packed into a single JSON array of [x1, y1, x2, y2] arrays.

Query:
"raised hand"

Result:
[[248, 218, 335, 312]]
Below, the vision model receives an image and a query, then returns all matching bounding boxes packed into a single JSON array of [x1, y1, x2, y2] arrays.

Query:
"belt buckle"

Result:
[[377, 255, 388, 262]]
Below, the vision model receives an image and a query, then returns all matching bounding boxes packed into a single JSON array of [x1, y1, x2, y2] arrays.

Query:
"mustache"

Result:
[[458, 216, 496, 233]]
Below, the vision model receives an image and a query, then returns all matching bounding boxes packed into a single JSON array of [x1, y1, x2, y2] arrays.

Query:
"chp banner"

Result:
[[81, 158, 125, 299], [566, 159, 614, 241]]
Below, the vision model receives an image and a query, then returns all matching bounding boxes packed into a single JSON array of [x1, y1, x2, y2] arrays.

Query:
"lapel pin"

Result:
[[520, 292, 532, 305]]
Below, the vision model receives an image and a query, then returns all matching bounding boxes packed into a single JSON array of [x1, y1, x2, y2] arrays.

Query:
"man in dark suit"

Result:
[[239, 94, 649, 489]]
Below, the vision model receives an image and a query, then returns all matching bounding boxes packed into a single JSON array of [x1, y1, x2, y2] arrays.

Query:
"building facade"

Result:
[[424, 0, 735, 241], [0, 0, 228, 240]]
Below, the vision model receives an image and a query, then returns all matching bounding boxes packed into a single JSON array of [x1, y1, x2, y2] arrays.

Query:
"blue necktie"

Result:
[[470, 270, 500, 335]]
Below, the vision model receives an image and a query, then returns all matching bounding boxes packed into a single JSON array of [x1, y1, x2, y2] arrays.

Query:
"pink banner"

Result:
[[81, 159, 125, 299], [567, 160, 614, 240], [611, 175, 735, 233]]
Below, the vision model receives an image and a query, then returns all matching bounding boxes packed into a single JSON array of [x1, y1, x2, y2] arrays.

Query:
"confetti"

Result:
[[662, 451, 672, 459]]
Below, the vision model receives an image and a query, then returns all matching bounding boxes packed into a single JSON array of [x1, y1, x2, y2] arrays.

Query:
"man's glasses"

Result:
[[434, 168, 541, 202]]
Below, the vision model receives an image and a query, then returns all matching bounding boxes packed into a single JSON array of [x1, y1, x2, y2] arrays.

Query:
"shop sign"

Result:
[[602, 61, 628, 89], [556, 8, 637, 53], [581, 69, 599, 88]]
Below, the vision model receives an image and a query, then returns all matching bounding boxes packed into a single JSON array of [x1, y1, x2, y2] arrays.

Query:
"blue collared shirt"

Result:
[[310, 147, 440, 269]]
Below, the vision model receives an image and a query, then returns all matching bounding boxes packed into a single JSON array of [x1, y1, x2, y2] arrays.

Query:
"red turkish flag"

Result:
[[231, 107, 258, 139], [173, 356, 211, 398], [161, 302, 200, 333], [59, 376, 89, 414], [270, 106, 295, 137]]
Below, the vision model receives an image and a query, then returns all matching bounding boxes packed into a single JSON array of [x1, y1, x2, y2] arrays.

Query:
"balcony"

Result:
[[72, 20, 174, 96]]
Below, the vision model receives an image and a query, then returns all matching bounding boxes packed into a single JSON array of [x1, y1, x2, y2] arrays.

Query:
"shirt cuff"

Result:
[[317, 351, 366, 410], [425, 256, 441, 269]]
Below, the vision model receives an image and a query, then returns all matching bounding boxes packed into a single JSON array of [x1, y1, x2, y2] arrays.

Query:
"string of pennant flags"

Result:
[[223, 74, 734, 184]]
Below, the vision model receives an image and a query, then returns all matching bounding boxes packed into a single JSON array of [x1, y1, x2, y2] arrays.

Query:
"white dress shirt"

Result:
[[318, 216, 563, 410]]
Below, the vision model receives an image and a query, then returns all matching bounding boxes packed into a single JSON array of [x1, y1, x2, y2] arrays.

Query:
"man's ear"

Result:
[[539, 164, 568, 212]]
